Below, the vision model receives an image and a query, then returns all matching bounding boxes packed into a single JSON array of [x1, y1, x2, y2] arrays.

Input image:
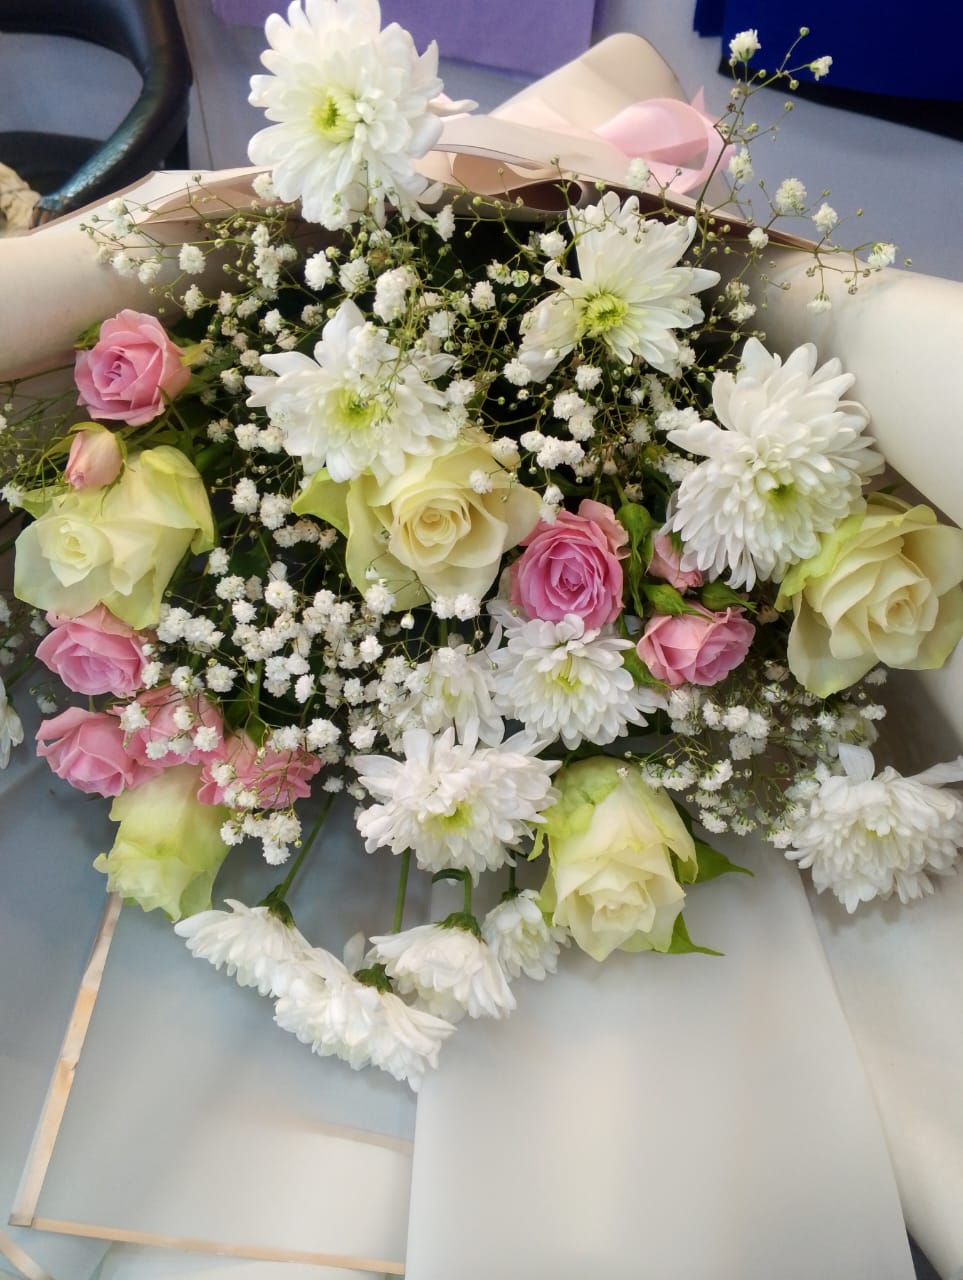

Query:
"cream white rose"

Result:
[[776, 496, 963, 696], [14, 446, 215, 629], [539, 757, 696, 961], [293, 434, 541, 610]]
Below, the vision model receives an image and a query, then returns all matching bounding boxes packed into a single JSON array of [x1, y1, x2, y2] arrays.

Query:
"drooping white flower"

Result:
[[274, 950, 455, 1089], [247, 0, 452, 228], [668, 338, 883, 588], [354, 727, 559, 881], [517, 193, 719, 380], [783, 744, 963, 911], [368, 923, 516, 1020], [245, 299, 456, 481], [174, 898, 313, 996], [0, 678, 23, 769], [867, 241, 897, 270], [490, 614, 663, 750], [397, 643, 503, 746], [728, 28, 761, 62], [482, 889, 567, 980]]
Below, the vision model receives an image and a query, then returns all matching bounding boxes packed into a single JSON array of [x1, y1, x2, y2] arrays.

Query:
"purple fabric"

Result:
[[210, 0, 597, 76]]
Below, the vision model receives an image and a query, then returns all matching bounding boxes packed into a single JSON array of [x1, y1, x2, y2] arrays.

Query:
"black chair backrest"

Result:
[[1, 0, 192, 219]]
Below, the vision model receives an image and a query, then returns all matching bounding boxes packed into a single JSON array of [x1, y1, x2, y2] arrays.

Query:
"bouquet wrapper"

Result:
[[750, 249, 963, 1280], [1, 30, 961, 1279]]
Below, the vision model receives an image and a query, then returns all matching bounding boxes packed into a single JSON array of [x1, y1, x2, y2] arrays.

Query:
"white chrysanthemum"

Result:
[[668, 338, 883, 588], [173, 899, 313, 997], [0, 677, 24, 769], [517, 192, 719, 380], [354, 727, 559, 881], [245, 299, 456, 482], [490, 614, 664, 750], [482, 889, 567, 980], [369, 923, 516, 1021], [784, 744, 963, 912], [274, 952, 455, 1089], [398, 644, 503, 746], [248, 0, 449, 228]]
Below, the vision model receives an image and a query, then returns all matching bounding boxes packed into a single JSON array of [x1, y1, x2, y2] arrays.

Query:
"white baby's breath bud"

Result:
[[867, 241, 897, 270], [178, 243, 206, 274], [620, 157, 650, 191], [747, 226, 769, 250], [729, 28, 761, 62], [304, 250, 333, 290], [774, 178, 807, 214], [338, 258, 370, 294], [809, 56, 832, 80], [434, 205, 455, 241], [111, 252, 137, 278], [470, 281, 496, 311], [537, 230, 566, 258], [489, 437, 521, 467], [812, 203, 838, 235], [727, 149, 753, 185]]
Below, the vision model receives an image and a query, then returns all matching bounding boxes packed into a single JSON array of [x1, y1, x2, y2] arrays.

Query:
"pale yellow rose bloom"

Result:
[[14, 445, 215, 629], [93, 765, 230, 920], [293, 434, 541, 610], [539, 757, 696, 961], [776, 496, 963, 697]]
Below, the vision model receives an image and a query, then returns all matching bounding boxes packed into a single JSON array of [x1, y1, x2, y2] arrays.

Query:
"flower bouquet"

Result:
[[1, 0, 962, 1118]]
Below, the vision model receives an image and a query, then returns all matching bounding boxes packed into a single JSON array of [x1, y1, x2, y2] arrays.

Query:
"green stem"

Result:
[[462, 874, 472, 915], [392, 849, 411, 933], [275, 792, 334, 899]]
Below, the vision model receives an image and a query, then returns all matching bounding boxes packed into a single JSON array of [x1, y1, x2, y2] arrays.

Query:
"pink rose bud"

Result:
[[647, 532, 703, 592], [510, 500, 627, 630], [198, 732, 322, 810], [64, 426, 123, 491], [637, 606, 754, 688], [74, 309, 190, 426], [35, 605, 147, 696], [117, 686, 224, 769], [36, 707, 158, 797]]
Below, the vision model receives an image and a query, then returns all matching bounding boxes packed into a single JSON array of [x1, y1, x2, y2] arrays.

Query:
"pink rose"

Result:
[[118, 687, 224, 768], [64, 426, 123, 491], [647, 533, 703, 592], [198, 733, 321, 810], [36, 606, 147, 697], [637, 607, 754, 688], [36, 707, 158, 796], [510, 499, 627, 629], [74, 309, 190, 426]]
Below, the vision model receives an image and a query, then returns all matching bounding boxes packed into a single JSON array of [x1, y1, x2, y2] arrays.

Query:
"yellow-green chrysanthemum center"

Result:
[[336, 388, 379, 432], [437, 801, 474, 831], [311, 88, 359, 143], [581, 290, 630, 338]]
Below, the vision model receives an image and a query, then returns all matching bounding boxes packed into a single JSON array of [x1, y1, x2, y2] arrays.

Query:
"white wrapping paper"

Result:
[[405, 845, 916, 1279]]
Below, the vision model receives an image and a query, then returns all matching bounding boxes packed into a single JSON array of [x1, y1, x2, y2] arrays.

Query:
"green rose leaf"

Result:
[[665, 913, 723, 956], [700, 580, 754, 613]]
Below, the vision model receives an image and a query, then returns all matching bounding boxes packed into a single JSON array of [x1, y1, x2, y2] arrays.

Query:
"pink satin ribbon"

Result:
[[594, 90, 733, 193], [491, 88, 732, 195]]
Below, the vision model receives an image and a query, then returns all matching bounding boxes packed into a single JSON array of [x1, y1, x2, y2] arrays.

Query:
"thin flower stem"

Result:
[[462, 874, 472, 916], [275, 792, 334, 899], [392, 848, 411, 933]]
